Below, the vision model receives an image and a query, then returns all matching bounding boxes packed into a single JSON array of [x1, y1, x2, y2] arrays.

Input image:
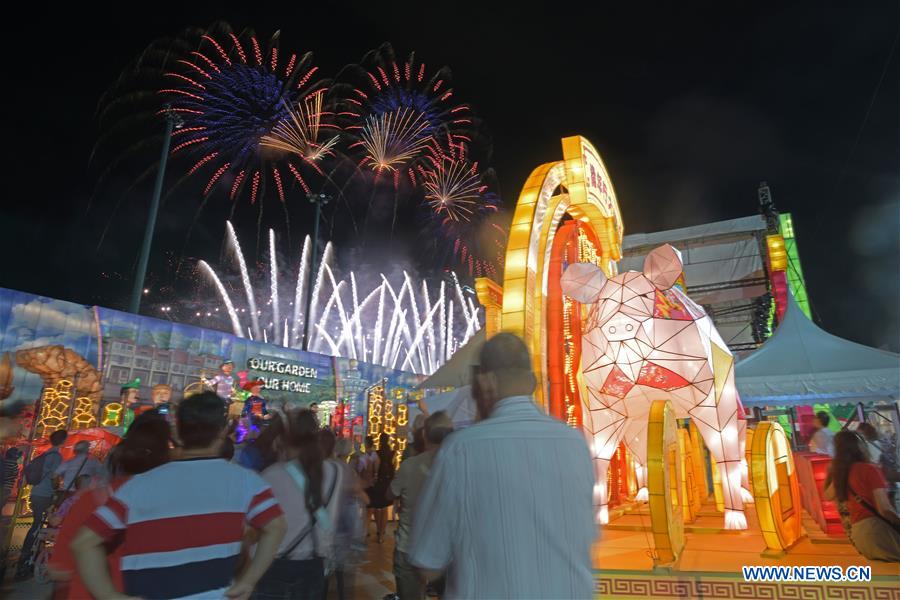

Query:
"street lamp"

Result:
[[304, 192, 330, 349], [128, 105, 183, 314]]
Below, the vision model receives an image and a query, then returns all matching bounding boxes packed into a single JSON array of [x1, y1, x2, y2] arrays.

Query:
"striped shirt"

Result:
[[409, 395, 596, 599], [86, 457, 282, 600]]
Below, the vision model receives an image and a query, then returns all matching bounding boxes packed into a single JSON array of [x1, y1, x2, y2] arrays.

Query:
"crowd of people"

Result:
[[4, 333, 598, 599], [4, 331, 897, 599]]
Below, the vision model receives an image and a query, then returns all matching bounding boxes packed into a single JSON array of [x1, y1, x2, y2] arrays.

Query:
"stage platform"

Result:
[[592, 501, 900, 599]]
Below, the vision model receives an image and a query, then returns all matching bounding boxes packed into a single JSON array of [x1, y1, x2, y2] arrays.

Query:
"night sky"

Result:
[[5, 2, 899, 350]]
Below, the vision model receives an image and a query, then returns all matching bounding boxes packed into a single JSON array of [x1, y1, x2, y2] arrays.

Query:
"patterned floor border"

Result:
[[594, 569, 900, 599]]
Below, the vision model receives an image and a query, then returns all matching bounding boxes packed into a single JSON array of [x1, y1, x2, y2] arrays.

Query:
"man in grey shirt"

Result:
[[55, 440, 106, 489], [410, 333, 596, 599], [17, 428, 67, 578], [389, 411, 454, 599]]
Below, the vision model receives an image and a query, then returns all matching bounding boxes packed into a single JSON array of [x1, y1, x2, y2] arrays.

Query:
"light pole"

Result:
[[304, 192, 330, 349], [128, 106, 182, 314]]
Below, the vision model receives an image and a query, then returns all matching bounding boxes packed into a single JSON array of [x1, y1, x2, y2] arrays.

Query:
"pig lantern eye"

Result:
[[626, 324, 633, 332], [609, 326, 616, 334]]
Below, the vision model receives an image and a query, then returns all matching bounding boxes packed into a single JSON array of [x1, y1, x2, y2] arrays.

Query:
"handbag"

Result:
[[848, 484, 900, 535]]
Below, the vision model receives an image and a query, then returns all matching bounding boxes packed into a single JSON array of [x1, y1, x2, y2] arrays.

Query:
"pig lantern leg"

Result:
[[689, 370, 748, 530], [622, 416, 650, 502], [587, 406, 628, 524]]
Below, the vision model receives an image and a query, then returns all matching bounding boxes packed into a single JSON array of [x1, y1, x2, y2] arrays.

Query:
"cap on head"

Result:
[[74, 440, 90, 454]]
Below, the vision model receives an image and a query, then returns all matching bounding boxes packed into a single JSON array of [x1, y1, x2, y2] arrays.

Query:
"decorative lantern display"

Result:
[[561, 244, 750, 530]]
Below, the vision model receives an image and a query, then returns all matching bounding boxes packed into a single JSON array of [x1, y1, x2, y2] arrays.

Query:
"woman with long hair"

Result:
[[255, 410, 343, 599], [367, 433, 396, 544], [825, 430, 900, 561], [49, 409, 170, 598]]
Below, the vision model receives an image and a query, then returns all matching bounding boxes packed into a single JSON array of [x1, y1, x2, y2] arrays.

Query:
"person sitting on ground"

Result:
[[72, 391, 287, 600], [49, 410, 171, 600], [389, 411, 453, 600], [809, 411, 836, 456], [55, 440, 107, 493], [409, 333, 596, 599], [825, 430, 900, 562], [256, 410, 343, 599]]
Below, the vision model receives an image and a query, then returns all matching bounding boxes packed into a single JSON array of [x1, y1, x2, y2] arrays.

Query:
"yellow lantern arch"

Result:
[[751, 421, 803, 551], [647, 399, 685, 564], [478, 136, 624, 408]]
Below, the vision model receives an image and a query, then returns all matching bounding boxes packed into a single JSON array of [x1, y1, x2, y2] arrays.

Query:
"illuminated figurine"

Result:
[[151, 383, 172, 406], [204, 360, 236, 401], [241, 380, 268, 421], [120, 378, 144, 430], [151, 383, 174, 419]]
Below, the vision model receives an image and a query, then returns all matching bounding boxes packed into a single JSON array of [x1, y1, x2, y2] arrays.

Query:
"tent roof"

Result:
[[735, 292, 899, 406], [420, 385, 478, 429], [419, 329, 485, 389]]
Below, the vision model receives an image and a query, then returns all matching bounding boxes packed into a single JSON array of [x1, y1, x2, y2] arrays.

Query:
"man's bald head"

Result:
[[478, 332, 532, 375], [472, 333, 536, 418]]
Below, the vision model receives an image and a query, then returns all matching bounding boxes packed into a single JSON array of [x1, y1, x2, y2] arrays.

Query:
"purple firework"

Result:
[[161, 27, 332, 203]]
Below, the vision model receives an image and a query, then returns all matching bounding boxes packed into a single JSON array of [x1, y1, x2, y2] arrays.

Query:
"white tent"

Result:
[[419, 385, 478, 429], [419, 329, 485, 389], [735, 292, 900, 407]]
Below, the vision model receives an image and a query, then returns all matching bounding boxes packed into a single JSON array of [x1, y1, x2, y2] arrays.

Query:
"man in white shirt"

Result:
[[809, 411, 836, 457], [409, 333, 596, 599], [55, 441, 106, 490]]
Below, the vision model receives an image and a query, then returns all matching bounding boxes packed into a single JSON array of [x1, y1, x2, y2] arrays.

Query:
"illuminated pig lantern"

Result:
[[561, 244, 750, 530]]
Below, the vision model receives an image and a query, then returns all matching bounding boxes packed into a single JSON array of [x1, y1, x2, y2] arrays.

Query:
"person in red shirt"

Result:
[[825, 430, 900, 562], [49, 409, 171, 599], [72, 391, 286, 600]]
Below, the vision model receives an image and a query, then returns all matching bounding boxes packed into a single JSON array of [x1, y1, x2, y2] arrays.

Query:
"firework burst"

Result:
[[340, 43, 473, 182], [259, 90, 340, 166], [417, 138, 506, 278], [161, 26, 331, 202], [356, 107, 433, 172], [422, 141, 488, 222]]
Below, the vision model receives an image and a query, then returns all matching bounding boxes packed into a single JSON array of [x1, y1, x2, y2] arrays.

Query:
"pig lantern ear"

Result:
[[561, 262, 607, 304], [643, 244, 683, 290]]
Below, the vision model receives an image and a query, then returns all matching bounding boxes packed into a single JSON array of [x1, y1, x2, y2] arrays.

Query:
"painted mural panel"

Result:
[[0, 287, 421, 432]]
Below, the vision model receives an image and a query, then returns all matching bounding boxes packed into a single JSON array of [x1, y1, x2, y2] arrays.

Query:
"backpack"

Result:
[[23, 450, 54, 485]]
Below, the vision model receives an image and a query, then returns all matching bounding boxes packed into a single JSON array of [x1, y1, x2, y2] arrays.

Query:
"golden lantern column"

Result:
[[475, 278, 503, 338]]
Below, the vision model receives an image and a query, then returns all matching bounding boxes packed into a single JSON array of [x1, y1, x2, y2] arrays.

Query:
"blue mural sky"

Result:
[[0, 290, 99, 404]]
